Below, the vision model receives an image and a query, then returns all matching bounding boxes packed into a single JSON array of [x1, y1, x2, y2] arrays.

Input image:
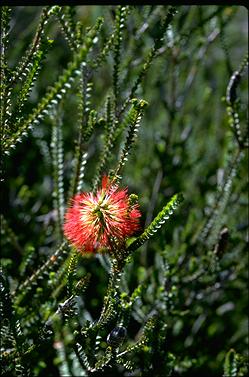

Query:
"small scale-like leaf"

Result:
[[128, 193, 184, 252]]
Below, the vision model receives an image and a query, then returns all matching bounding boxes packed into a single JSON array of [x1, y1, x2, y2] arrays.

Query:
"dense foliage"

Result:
[[0, 5, 248, 376]]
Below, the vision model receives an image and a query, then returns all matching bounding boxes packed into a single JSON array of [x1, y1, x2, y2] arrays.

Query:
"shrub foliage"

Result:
[[0, 5, 248, 376]]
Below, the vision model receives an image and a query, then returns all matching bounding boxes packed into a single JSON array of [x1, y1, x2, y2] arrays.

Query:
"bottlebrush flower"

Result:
[[63, 176, 141, 254]]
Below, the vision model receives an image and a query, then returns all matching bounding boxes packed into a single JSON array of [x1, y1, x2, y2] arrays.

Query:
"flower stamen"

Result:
[[63, 176, 141, 254]]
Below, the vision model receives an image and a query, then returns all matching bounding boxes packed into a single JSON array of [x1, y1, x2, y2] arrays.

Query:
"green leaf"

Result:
[[223, 349, 238, 377], [128, 193, 184, 251]]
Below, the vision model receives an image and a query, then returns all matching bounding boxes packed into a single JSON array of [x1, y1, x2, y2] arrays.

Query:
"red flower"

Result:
[[63, 176, 141, 253]]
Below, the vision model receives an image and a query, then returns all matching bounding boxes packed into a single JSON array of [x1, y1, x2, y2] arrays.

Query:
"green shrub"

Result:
[[1, 5, 248, 376]]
